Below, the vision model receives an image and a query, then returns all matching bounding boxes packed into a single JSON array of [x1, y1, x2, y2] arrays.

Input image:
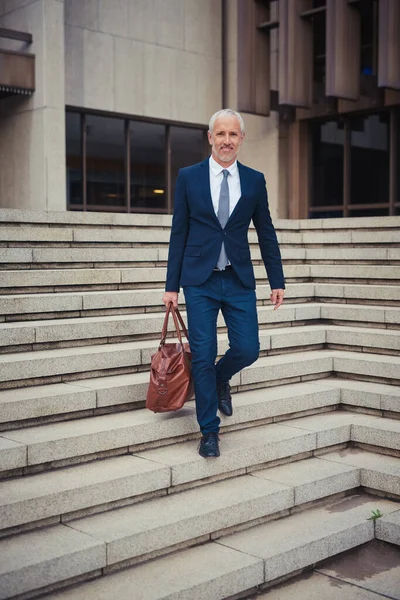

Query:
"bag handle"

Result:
[[159, 302, 189, 349]]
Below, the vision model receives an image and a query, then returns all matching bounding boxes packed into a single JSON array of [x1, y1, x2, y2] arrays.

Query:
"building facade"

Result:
[[0, 0, 399, 219]]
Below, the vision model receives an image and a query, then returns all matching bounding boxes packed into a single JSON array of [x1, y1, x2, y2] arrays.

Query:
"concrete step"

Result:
[[0, 377, 338, 471], [2, 223, 399, 245], [1, 398, 399, 476], [2, 494, 398, 600], [1, 283, 399, 321], [2, 264, 400, 292], [216, 494, 399, 586], [1, 249, 400, 271], [0, 303, 321, 349], [2, 416, 399, 539], [1, 325, 399, 390], [375, 509, 400, 545], [135, 411, 400, 487], [258, 561, 400, 600], [0, 325, 327, 385], [0, 284, 316, 319], [49, 462, 360, 566], [319, 448, 400, 498], [1, 303, 399, 351], [0, 264, 310, 290], [1, 209, 400, 230], [1, 368, 399, 429], [1, 345, 400, 418]]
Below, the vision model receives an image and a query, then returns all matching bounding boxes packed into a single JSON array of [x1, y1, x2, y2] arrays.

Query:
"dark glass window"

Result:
[[350, 113, 390, 208], [312, 11, 326, 91], [360, 0, 377, 76], [171, 127, 205, 204], [310, 120, 344, 217], [130, 121, 166, 213], [396, 109, 400, 214], [66, 112, 82, 206], [86, 115, 126, 210], [65, 111, 208, 213]]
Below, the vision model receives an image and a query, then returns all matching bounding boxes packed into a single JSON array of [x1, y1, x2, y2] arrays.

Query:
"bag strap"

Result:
[[159, 302, 189, 349]]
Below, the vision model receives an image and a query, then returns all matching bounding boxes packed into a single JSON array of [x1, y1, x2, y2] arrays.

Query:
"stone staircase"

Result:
[[0, 209, 399, 600]]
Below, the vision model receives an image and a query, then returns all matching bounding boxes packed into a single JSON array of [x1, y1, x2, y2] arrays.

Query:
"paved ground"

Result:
[[255, 540, 400, 599]]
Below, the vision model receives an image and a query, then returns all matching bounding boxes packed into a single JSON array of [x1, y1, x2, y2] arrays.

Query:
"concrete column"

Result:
[[0, 0, 66, 211], [224, 0, 286, 220]]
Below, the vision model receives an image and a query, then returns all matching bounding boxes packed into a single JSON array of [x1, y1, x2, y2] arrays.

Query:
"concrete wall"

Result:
[[0, 0, 66, 211], [65, 0, 222, 125], [225, 0, 286, 220]]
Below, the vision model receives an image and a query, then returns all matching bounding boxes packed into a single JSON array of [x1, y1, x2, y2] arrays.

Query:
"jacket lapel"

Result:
[[226, 161, 250, 224], [200, 159, 222, 229]]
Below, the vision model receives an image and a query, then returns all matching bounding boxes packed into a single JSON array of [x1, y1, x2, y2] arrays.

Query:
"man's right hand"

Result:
[[162, 291, 179, 308]]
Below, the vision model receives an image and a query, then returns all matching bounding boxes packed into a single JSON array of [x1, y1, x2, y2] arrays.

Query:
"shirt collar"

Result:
[[209, 155, 238, 178]]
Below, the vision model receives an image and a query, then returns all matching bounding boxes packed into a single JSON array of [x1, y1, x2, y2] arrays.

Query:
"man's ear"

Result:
[[207, 131, 213, 145]]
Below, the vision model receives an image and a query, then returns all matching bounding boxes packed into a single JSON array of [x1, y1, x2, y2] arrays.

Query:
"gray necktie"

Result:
[[216, 169, 230, 270]]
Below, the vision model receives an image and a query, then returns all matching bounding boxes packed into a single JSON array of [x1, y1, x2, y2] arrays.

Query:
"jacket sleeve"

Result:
[[252, 175, 285, 290], [165, 170, 189, 292]]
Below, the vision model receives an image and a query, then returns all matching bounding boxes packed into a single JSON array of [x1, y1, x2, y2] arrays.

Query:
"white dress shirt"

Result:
[[209, 155, 241, 218]]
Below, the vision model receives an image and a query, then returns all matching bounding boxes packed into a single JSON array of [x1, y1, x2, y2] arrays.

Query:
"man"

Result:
[[162, 109, 285, 458]]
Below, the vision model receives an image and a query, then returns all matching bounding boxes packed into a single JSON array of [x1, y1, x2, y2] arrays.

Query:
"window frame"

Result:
[[66, 107, 208, 214], [308, 107, 399, 218]]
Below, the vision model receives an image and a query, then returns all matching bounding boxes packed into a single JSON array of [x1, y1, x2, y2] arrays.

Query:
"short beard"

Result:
[[214, 147, 237, 163]]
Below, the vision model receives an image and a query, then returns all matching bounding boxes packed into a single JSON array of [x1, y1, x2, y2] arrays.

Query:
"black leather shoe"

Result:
[[198, 432, 220, 458], [217, 380, 233, 416]]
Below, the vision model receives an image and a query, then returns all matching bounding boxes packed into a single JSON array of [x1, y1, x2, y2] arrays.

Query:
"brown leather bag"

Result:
[[146, 303, 193, 413]]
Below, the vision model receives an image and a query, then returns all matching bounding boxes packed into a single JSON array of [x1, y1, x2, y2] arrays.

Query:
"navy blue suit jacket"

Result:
[[165, 158, 285, 292]]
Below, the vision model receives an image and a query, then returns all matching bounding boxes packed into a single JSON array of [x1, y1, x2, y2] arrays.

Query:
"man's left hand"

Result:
[[270, 288, 284, 310]]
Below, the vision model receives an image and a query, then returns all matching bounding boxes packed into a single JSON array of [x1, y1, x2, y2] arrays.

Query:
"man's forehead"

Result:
[[212, 116, 241, 132]]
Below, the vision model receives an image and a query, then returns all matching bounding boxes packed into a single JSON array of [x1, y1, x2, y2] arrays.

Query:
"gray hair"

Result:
[[208, 109, 245, 134]]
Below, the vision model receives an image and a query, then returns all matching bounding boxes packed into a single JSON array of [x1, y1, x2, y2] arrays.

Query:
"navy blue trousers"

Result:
[[183, 268, 260, 434]]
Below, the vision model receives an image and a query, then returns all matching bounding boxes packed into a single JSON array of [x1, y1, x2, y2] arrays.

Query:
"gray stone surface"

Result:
[[0, 209, 172, 227], [0, 342, 142, 383], [317, 539, 400, 599], [333, 351, 400, 381], [320, 448, 400, 497], [222, 381, 339, 426], [218, 494, 399, 582], [0, 524, 106, 599], [375, 510, 400, 546], [69, 475, 292, 565], [240, 351, 333, 385], [282, 411, 356, 448], [0, 455, 171, 530], [3, 407, 199, 465], [1, 268, 122, 288], [307, 247, 388, 261], [385, 307, 400, 324], [0, 436, 27, 472], [137, 423, 317, 486], [351, 417, 400, 451], [321, 304, 385, 324], [251, 457, 359, 505], [0, 292, 83, 316], [0, 226, 73, 242], [261, 571, 392, 599], [0, 248, 33, 263], [0, 322, 36, 347], [32, 247, 160, 263], [327, 326, 400, 351], [0, 382, 96, 423], [43, 542, 264, 600], [310, 265, 400, 280], [71, 371, 150, 407]]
